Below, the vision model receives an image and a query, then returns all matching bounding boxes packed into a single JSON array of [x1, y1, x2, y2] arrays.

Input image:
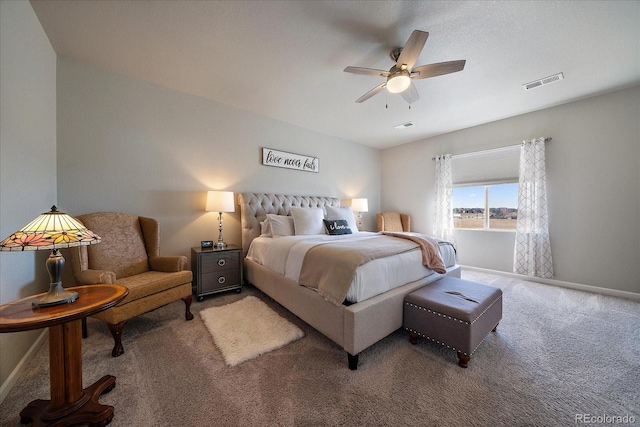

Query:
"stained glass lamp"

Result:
[[0, 206, 101, 308]]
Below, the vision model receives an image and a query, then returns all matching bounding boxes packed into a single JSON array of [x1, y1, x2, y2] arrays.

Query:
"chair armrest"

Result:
[[149, 256, 187, 272], [75, 269, 116, 285]]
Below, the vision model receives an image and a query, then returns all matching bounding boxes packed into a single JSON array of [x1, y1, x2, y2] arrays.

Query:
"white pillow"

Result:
[[266, 214, 295, 237], [290, 207, 325, 235], [325, 206, 359, 233]]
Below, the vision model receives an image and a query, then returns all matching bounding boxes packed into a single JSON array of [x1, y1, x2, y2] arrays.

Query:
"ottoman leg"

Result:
[[408, 330, 419, 345], [457, 352, 470, 368], [492, 322, 499, 332]]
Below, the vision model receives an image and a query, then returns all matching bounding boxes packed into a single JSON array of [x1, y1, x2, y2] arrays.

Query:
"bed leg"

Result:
[[347, 353, 359, 370]]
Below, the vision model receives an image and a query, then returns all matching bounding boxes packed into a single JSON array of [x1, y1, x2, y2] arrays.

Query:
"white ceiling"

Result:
[[30, 0, 640, 149]]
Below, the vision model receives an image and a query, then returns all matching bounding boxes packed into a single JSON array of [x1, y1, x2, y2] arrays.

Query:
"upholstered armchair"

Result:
[[376, 212, 411, 232], [69, 212, 193, 357]]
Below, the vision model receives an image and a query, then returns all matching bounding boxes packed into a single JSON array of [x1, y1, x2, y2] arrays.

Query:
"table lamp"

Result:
[[206, 191, 235, 249], [351, 198, 369, 231], [0, 206, 101, 308]]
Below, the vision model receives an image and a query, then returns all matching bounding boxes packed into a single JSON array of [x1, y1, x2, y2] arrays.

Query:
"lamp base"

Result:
[[32, 249, 78, 309], [215, 212, 227, 249], [32, 283, 78, 309]]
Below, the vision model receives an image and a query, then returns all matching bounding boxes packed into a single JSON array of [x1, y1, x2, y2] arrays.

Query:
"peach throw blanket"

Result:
[[381, 232, 447, 275]]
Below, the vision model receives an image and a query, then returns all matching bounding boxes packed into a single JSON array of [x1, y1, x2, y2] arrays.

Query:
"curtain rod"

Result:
[[432, 137, 552, 161]]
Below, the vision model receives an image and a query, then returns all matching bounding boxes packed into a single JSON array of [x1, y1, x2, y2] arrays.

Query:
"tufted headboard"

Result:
[[238, 193, 341, 257]]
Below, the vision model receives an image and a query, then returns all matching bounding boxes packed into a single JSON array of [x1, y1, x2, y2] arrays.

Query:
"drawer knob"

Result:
[[218, 276, 226, 284], [218, 259, 226, 267]]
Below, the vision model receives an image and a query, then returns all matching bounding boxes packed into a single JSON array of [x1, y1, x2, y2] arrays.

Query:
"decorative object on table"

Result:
[[261, 147, 319, 173], [206, 190, 236, 249], [200, 295, 304, 366], [350, 198, 369, 231], [0, 206, 101, 308], [200, 240, 214, 249]]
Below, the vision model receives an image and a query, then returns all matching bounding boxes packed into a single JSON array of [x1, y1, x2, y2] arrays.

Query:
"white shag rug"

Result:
[[200, 296, 304, 366]]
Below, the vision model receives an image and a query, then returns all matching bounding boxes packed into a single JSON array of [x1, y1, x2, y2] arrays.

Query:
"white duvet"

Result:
[[246, 232, 454, 303]]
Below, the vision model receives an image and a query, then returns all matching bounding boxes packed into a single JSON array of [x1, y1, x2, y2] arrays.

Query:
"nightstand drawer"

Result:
[[200, 251, 240, 274], [201, 270, 241, 292]]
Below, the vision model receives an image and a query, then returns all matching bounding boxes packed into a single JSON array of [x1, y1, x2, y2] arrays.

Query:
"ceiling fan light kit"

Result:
[[386, 70, 411, 93], [344, 30, 466, 104]]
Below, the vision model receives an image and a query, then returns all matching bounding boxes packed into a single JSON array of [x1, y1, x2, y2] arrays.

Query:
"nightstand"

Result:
[[191, 245, 242, 301]]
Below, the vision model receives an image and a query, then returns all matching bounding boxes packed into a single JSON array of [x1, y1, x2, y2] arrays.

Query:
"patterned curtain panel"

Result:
[[514, 137, 553, 278], [433, 154, 455, 243]]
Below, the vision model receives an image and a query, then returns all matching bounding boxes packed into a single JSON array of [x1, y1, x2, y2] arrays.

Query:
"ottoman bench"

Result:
[[404, 277, 502, 368]]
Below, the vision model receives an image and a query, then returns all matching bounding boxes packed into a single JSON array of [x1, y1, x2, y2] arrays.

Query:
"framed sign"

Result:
[[262, 148, 319, 173]]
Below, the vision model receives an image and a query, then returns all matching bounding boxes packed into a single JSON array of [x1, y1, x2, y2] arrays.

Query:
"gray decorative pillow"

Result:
[[323, 219, 352, 235]]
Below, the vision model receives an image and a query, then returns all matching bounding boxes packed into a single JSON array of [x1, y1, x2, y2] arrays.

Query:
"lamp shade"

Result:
[[206, 191, 235, 213], [0, 206, 101, 251], [351, 198, 369, 213]]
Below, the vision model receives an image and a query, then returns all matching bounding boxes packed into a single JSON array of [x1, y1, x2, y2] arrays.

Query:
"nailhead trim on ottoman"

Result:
[[403, 277, 502, 368]]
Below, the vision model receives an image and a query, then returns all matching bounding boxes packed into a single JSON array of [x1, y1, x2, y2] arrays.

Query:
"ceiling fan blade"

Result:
[[355, 82, 387, 103], [396, 30, 429, 69], [411, 60, 466, 79], [401, 81, 419, 104], [344, 66, 390, 77]]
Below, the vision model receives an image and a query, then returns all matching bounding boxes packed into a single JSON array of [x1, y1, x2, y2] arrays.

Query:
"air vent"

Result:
[[393, 121, 414, 129], [522, 72, 564, 91]]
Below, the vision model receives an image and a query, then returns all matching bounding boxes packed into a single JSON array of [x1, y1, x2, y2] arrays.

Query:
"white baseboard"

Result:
[[461, 265, 640, 301], [0, 329, 48, 404]]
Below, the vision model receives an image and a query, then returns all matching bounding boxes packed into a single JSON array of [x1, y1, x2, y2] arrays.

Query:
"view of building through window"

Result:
[[453, 183, 519, 229]]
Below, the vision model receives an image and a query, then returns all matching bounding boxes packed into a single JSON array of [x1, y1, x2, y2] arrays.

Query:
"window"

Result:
[[450, 144, 520, 231], [453, 183, 518, 230]]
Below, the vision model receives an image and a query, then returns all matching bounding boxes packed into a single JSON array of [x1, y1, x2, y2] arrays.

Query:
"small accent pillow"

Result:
[[266, 214, 295, 237], [325, 206, 359, 233], [291, 207, 325, 235], [323, 219, 352, 235]]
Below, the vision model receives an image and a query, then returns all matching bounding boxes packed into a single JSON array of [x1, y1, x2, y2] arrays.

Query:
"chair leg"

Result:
[[107, 321, 128, 357], [82, 317, 88, 339], [182, 295, 194, 321]]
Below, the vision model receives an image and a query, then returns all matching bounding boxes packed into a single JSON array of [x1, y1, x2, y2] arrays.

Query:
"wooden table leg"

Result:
[[19, 319, 116, 426]]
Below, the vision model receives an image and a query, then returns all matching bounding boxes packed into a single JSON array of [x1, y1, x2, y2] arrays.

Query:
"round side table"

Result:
[[0, 284, 128, 427]]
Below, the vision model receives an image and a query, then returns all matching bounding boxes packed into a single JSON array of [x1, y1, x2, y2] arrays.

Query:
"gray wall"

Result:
[[381, 86, 640, 295], [56, 58, 381, 261], [0, 1, 57, 397]]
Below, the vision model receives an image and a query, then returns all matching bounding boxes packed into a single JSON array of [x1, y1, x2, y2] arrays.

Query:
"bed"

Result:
[[239, 193, 461, 370]]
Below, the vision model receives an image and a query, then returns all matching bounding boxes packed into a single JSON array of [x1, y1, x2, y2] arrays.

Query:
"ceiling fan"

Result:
[[344, 30, 466, 104]]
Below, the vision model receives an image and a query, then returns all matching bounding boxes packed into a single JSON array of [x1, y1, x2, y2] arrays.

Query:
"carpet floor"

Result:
[[1, 269, 638, 426]]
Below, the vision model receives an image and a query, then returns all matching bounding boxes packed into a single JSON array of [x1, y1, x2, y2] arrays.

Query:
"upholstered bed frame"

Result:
[[238, 193, 461, 370]]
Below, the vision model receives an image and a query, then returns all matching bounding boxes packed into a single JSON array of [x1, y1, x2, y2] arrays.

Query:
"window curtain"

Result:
[[513, 137, 553, 278], [433, 154, 455, 243]]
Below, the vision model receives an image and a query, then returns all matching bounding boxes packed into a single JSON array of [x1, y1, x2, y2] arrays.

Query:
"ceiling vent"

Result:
[[522, 72, 564, 91], [393, 121, 414, 129]]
